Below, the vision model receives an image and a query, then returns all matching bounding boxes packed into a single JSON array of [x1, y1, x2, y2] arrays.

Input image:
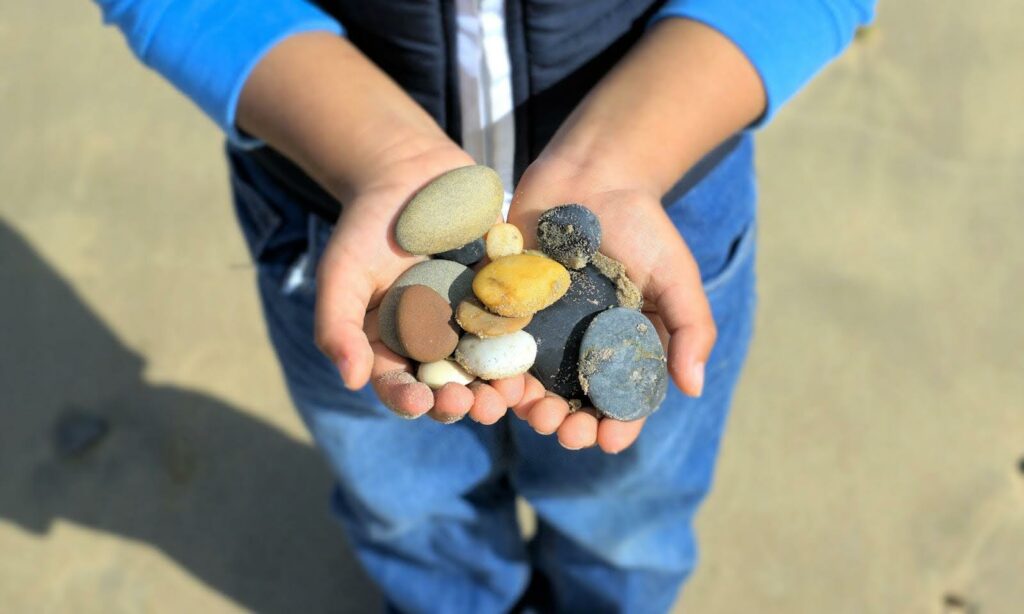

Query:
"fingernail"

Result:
[[689, 362, 705, 397], [336, 357, 352, 389]]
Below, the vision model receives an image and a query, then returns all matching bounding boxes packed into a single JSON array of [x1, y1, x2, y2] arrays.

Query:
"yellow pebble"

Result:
[[485, 223, 524, 260], [473, 253, 570, 317]]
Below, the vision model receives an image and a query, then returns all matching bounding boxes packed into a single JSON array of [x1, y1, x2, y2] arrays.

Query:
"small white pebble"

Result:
[[416, 359, 475, 390], [485, 223, 524, 260]]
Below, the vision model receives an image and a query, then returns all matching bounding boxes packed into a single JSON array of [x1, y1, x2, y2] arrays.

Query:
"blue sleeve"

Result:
[[94, 0, 343, 146], [652, 0, 876, 124]]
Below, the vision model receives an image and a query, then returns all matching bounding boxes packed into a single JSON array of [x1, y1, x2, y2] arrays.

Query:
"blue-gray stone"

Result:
[[434, 238, 485, 266], [524, 264, 619, 399], [578, 308, 668, 421], [537, 204, 602, 269]]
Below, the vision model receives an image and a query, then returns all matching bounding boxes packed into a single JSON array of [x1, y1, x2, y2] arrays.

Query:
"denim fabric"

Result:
[[227, 134, 757, 614]]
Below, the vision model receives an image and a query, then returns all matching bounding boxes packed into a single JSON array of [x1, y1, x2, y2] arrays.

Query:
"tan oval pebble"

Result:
[[395, 165, 504, 255], [473, 253, 571, 318], [417, 359, 475, 390], [396, 285, 460, 363], [485, 223, 524, 260], [455, 298, 532, 338]]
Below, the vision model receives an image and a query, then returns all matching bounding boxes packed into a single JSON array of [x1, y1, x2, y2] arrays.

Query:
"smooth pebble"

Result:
[[395, 165, 504, 255], [455, 297, 532, 338], [485, 223, 524, 260], [379, 260, 474, 357], [473, 253, 570, 317], [396, 285, 460, 363], [537, 204, 602, 269], [417, 359, 475, 390], [435, 238, 486, 266], [454, 331, 537, 380], [524, 264, 619, 399], [578, 308, 668, 421]]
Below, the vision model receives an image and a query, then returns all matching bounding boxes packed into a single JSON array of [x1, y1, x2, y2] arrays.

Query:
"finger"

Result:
[[315, 234, 376, 390], [646, 255, 717, 398], [527, 394, 571, 435], [373, 369, 434, 419], [428, 382, 475, 423], [597, 416, 646, 454], [511, 374, 547, 420], [467, 382, 508, 425], [557, 407, 600, 450], [489, 375, 525, 408]]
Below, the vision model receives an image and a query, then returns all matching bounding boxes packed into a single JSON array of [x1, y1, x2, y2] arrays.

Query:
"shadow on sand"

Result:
[[0, 220, 379, 612]]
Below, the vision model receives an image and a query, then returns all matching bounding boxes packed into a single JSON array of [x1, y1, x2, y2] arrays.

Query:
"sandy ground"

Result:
[[2, 2, 1022, 613]]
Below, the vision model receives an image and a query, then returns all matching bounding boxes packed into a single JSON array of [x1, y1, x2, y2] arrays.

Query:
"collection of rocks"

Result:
[[380, 165, 669, 421]]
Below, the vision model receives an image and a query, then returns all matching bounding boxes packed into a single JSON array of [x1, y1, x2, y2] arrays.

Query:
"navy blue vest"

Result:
[[241, 0, 745, 236]]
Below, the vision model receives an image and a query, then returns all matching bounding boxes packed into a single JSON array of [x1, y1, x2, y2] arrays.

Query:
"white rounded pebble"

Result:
[[454, 330, 537, 380], [416, 359, 475, 390], [485, 223, 524, 260]]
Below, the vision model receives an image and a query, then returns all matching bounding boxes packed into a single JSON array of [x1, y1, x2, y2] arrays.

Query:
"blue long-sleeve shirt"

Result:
[[93, 0, 875, 142]]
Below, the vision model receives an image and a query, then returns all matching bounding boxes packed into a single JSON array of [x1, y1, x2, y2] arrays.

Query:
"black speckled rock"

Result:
[[578, 308, 668, 421], [524, 264, 619, 399], [435, 238, 486, 266], [537, 204, 602, 269]]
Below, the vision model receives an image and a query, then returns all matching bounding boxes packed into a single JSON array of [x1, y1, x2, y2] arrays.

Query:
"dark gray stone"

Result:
[[54, 411, 110, 458], [537, 204, 602, 269], [524, 264, 619, 399], [434, 238, 485, 266], [578, 308, 668, 421]]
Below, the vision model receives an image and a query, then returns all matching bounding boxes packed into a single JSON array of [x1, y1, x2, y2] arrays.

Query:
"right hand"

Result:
[[313, 141, 527, 424]]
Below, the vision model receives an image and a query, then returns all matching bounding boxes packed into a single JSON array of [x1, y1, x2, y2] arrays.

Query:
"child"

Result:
[[95, 1, 875, 611]]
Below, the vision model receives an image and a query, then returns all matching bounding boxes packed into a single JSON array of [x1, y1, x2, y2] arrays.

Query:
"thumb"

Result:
[[647, 247, 717, 397], [314, 229, 376, 390]]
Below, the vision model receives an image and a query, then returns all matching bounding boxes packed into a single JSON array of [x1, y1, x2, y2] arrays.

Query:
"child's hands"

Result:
[[314, 143, 526, 424], [505, 156, 716, 453]]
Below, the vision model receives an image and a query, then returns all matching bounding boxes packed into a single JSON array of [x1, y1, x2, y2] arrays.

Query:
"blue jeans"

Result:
[[228, 135, 757, 614]]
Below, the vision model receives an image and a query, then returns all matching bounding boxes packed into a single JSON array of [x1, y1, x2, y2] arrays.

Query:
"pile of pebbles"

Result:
[[379, 165, 668, 421]]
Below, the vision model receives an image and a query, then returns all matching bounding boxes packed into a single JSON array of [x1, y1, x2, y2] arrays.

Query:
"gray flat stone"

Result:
[[378, 259, 475, 357]]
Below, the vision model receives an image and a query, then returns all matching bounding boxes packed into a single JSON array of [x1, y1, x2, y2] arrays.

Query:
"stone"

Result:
[[395, 165, 504, 255], [396, 285, 460, 363], [537, 204, 602, 269], [524, 264, 620, 399], [455, 297, 532, 338], [378, 260, 475, 357], [590, 252, 643, 310], [435, 238, 486, 266], [578, 307, 668, 421], [53, 411, 109, 458], [473, 253, 570, 317], [485, 223, 523, 260], [417, 359, 475, 390], [455, 331, 537, 379]]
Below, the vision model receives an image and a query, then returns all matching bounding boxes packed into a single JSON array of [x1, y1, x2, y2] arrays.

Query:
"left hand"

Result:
[[506, 153, 717, 453]]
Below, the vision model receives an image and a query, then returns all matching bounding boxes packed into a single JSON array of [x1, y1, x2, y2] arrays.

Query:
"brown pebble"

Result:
[[455, 298, 532, 338], [396, 285, 460, 362]]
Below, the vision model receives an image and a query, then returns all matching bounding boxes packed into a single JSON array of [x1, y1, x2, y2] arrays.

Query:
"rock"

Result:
[[473, 253, 570, 317], [525, 265, 620, 399], [395, 165, 504, 255], [53, 411, 109, 458], [537, 204, 602, 269], [578, 308, 668, 421], [455, 297, 532, 338], [435, 238, 486, 266], [455, 331, 537, 379], [590, 252, 643, 310], [396, 285, 460, 362], [417, 359, 475, 390], [485, 223, 523, 260], [379, 260, 475, 356]]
